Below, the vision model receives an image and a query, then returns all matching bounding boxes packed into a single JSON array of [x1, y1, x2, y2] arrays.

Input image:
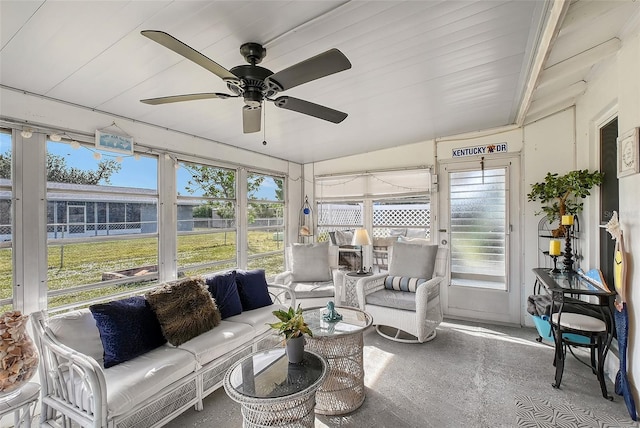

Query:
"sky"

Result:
[[1, 133, 278, 199]]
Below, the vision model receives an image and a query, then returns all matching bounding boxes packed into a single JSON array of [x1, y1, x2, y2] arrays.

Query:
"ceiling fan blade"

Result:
[[243, 106, 261, 133], [274, 96, 347, 124], [141, 30, 238, 82], [140, 93, 234, 105], [265, 49, 351, 92]]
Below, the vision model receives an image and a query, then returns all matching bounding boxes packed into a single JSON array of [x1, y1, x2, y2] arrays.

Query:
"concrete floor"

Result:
[[166, 319, 635, 428]]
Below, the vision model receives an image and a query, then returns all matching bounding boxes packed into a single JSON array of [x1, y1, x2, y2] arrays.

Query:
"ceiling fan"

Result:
[[140, 30, 352, 133]]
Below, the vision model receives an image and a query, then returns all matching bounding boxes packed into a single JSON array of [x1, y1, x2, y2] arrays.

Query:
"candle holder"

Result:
[[562, 225, 573, 272], [550, 255, 560, 273]]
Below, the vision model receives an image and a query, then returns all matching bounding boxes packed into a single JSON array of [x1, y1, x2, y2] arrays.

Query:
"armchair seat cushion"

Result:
[[367, 281, 441, 311], [290, 281, 335, 299], [366, 289, 417, 311]]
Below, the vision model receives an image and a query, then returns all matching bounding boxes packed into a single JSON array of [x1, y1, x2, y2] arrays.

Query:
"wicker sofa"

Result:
[[31, 272, 293, 428]]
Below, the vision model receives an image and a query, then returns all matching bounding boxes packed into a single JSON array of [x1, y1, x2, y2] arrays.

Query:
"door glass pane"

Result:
[[449, 168, 506, 290]]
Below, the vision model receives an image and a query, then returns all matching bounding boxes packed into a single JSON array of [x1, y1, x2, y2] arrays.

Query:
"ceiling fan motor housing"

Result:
[[227, 64, 277, 107]]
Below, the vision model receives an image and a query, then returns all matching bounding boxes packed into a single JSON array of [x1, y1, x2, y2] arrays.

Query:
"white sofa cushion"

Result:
[[47, 308, 104, 364], [225, 304, 286, 335], [104, 346, 196, 416], [178, 320, 255, 366], [66, 345, 195, 417]]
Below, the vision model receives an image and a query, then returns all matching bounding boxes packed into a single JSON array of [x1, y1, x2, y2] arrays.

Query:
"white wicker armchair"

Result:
[[272, 242, 340, 308], [356, 245, 448, 343]]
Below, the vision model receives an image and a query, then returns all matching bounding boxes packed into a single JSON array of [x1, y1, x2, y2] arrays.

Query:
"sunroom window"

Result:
[[177, 161, 237, 276], [316, 168, 432, 272], [45, 140, 158, 310], [0, 130, 13, 313], [246, 173, 284, 276]]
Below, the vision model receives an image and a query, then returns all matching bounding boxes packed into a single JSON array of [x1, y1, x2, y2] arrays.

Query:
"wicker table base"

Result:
[[303, 307, 372, 415], [306, 332, 365, 415]]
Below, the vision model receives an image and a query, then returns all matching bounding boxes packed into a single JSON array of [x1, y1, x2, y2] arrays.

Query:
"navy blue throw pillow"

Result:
[[235, 269, 273, 311], [90, 296, 166, 368], [204, 270, 243, 319]]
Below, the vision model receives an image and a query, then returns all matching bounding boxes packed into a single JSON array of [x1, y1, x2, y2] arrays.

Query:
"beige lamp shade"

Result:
[[352, 229, 372, 246]]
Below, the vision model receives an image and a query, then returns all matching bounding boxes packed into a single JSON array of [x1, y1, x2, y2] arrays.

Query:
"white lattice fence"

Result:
[[317, 204, 362, 226]]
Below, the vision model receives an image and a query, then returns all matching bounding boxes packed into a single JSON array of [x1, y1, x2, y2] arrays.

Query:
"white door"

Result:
[[439, 156, 521, 324]]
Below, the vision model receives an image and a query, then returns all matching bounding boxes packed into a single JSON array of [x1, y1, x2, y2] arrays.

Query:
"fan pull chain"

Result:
[[262, 102, 267, 146], [481, 156, 485, 184]]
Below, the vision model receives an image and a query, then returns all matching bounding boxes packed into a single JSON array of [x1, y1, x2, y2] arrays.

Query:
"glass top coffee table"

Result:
[[302, 306, 373, 415], [223, 348, 328, 427]]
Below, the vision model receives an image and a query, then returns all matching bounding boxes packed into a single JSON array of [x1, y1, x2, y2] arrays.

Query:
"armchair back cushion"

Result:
[[388, 241, 438, 279], [289, 242, 332, 282]]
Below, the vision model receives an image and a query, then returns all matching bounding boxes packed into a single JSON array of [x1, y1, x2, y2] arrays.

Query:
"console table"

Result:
[[532, 268, 616, 399]]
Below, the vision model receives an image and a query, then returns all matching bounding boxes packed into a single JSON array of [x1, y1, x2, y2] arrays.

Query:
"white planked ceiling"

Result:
[[1, 1, 638, 164]]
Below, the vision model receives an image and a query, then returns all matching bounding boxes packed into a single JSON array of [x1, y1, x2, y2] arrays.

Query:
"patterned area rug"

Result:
[[515, 396, 637, 428]]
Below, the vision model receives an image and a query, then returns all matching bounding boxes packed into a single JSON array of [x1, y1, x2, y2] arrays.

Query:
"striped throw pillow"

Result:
[[384, 276, 427, 292]]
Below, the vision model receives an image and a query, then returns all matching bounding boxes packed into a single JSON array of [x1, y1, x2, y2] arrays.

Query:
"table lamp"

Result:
[[351, 229, 372, 275]]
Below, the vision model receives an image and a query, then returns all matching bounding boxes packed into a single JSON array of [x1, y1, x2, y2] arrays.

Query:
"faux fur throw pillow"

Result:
[[145, 277, 221, 346]]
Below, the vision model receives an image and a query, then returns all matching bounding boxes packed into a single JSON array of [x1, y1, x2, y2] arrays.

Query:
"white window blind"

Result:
[[315, 168, 431, 200]]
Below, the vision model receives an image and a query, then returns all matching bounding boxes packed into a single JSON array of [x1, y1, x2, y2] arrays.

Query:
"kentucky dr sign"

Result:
[[452, 143, 508, 158]]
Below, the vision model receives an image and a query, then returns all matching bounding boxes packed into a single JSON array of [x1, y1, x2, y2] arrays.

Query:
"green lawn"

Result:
[[0, 230, 285, 310]]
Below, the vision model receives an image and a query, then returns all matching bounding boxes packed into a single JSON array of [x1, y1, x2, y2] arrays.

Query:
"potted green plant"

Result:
[[527, 169, 604, 237], [268, 305, 313, 364]]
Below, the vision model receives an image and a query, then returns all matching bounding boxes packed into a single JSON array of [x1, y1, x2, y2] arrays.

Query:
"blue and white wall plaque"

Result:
[[95, 130, 134, 154]]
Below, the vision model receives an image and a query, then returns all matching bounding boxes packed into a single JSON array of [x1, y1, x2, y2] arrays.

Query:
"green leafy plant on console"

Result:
[[527, 169, 604, 237], [268, 305, 313, 341]]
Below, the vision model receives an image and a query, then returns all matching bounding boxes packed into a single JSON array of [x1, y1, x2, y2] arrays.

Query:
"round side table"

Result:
[[303, 306, 373, 415], [224, 348, 328, 427], [344, 272, 372, 307], [0, 383, 40, 428]]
